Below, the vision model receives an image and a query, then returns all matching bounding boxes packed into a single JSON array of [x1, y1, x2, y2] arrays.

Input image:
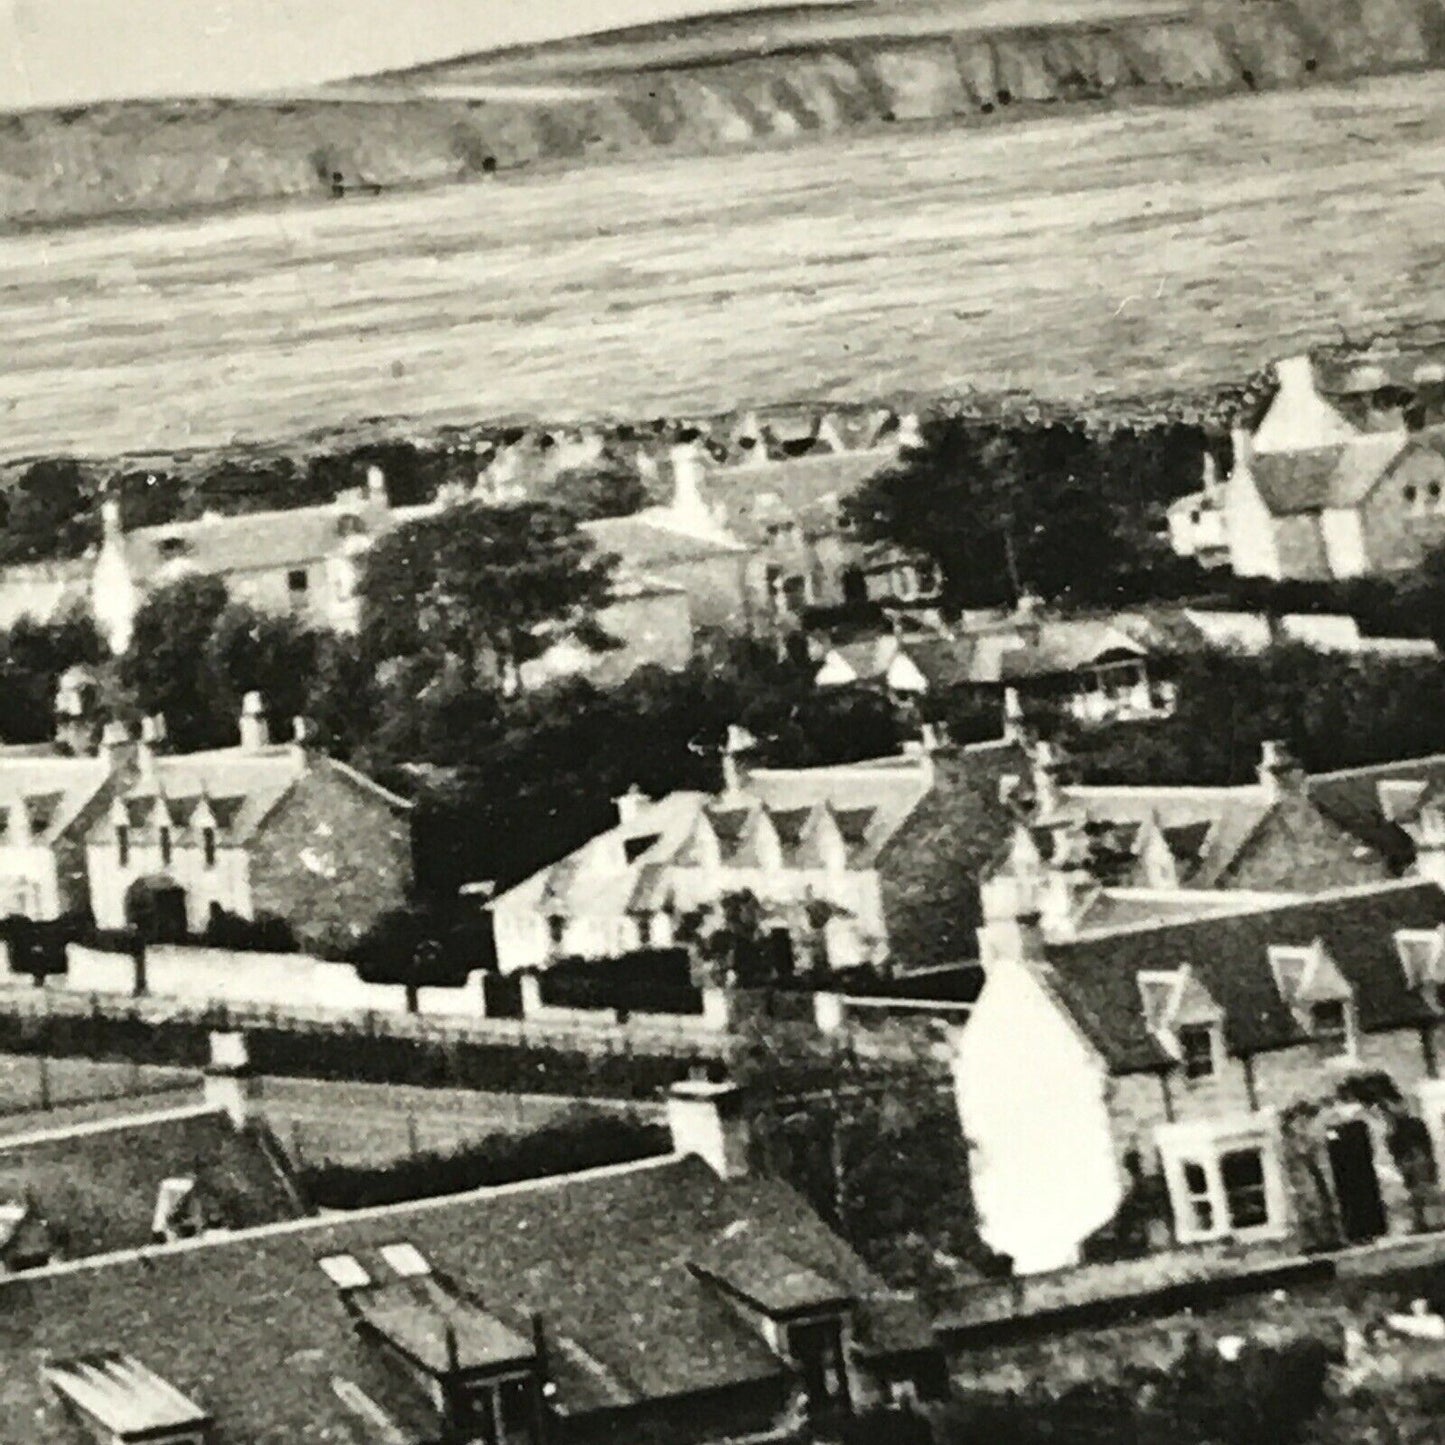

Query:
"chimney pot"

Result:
[[238, 694, 270, 752]]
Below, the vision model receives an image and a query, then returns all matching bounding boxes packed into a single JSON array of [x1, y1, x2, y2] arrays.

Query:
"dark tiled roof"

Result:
[[0, 1158, 933, 1444], [1308, 755, 1445, 871], [0, 1107, 302, 1262], [1249, 432, 1407, 516], [1041, 882, 1445, 1073]]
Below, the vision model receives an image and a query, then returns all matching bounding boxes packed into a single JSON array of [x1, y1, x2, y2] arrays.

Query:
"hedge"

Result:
[[301, 1108, 670, 1209]]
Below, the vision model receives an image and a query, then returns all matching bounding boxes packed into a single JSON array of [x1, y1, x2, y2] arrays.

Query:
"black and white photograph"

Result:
[[4, 0, 1445, 1440]]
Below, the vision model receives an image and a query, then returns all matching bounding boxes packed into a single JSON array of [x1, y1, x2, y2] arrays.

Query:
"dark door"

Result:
[[1327, 1119, 1387, 1242], [788, 1317, 851, 1418]]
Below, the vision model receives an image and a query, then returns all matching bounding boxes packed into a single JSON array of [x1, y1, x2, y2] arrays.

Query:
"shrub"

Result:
[[300, 1107, 670, 1209]]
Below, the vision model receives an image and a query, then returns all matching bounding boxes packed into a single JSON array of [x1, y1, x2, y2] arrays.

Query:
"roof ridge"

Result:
[[0, 1152, 686, 1285], [1308, 754, 1445, 782], [0, 1102, 216, 1152], [1055, 877, 1440, 944]]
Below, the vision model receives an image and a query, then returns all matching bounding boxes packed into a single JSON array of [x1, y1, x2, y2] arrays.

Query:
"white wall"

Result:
[[952, 960, 1123, 1274], [1224, 468, 1283, 579], [65, 943, 139, 996], [143, 946, 408, 1014]]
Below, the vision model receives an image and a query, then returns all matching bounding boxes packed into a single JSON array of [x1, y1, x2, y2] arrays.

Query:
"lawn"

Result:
[[4, 70, 1445, 462]]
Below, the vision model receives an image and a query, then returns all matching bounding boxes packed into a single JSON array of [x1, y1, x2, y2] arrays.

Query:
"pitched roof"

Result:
[[0, 1157, 932, 1444], [701, 450, 897, 545], [1040, 881, 1445, 1072], [121, 495, 386, 581], [0, 754, 112, 845], [1248, 431, 1409, 516], [501, 755, 932, 920], [0, 1105, 302, 1262], [87, 746, 409, 846], [1307, 754, 1445, 871]]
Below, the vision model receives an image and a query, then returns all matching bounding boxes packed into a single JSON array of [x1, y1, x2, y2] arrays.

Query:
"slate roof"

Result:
[[1040, 880, 1445, 1073], [0, 754, 112, 845], [1308, 754, 1445, 871], [701, 450, 898, 545], [86, 746, 410, 846], [0, 1156, 933, 1444], [1248, 431, 1409, 516], [0, 1105, 302, 1262], [121, 495, 387, 581], [502, 756, 932, 922]]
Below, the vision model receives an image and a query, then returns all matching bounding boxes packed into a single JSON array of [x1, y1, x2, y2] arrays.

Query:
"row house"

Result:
[[0, 1079, 943, 1444], [956, 876, 1445, 1275], [489, 728, 938, 976], [0, 689, 412, 953]]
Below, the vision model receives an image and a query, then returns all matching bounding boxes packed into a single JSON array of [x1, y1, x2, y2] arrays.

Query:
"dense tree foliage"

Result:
[[0, 612, 108, 744], [842, 415, 1208, 607], [1067, 646, 1445, 785], [357, 499, 616, 690], [539, 459, 653, 520], [0, 460, 98, 564]]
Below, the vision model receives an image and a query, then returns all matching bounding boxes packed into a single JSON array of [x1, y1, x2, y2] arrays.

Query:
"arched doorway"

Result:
[[124, 877, 189, 944]]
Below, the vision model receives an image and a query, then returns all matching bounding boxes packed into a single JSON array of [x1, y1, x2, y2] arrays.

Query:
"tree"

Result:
[[118, 576, 231, 749], [357, 499, 617, 692], [0, 611, 109, 744], [201, 603, 325, 740], [841, 414, 1210, 608], [0, 459, 97, 564], [540, 459, 652, 521], [112, 469, 187, 530]]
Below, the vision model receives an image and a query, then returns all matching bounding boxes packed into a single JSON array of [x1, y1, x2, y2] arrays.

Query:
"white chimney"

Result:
[[100, 492, 124, 542], [1031, 740, 1065, 818], [238, 693, 270, 752], [203, 1032, 257, 1131], [667, 1077, 749, 1179], [615, 785, 647, 829], [720, 725, 757, 795], [1002, 686, 1026, 743], [99, 720, 132, 770], [1257, 739, 1302, 801], [976, 873, 1046, 971], [366, 465, 389, 509]]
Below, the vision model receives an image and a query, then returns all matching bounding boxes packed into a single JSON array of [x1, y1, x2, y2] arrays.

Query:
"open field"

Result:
[[5, 70, 1445, 462]]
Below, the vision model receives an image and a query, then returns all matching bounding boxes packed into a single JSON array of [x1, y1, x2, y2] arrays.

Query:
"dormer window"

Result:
[[1178, 1024, 1219, 1081], [1310, 999, 1352, 1057]]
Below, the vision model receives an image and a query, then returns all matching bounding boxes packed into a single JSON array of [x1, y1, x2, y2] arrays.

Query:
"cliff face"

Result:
[[4, 0, 1445, 230]]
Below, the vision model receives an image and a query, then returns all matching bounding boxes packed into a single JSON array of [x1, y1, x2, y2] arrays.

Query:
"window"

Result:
[[546, 915, 566, 946], [116, 825, 130, 868], [1406, 485, 1419, 504], [159, 827, 172, 868], [287, 568, 309, 593], [1310, 999, 1351, 1056], [457, 1376, 539, 1445], [1181, 1160, 1214, 1231], [786, 1317, 851, 1415], [1221, 1147, 1269, 1229], [1432, 482, 1442, 504], [157, 536, 190, 558], [1178, 1025, 1218, 1081], [202, 828, 217, 869], [336, 514, 367, 538], [637, 913, 653, 947]]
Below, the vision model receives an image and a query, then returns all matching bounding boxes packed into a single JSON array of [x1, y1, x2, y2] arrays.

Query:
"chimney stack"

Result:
[[1002, 686, 1026, 744], [1257, 739, 1303, 801], [614, 784, 647, 829], [203, 1031, 257, 1131], [366, 465, 388, 509], [667, 1076, 749, 1180], [238, 693, 269, 752], [100, 492, 124, 543], [720, 725, 757, 796], [99, 720, 132, 771], [1030, 740, 1065, 818]]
